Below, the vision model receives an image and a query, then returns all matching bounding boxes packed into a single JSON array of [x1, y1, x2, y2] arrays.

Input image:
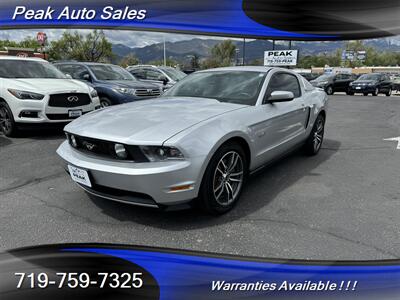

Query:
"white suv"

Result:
[[0, 57, 100, 137]]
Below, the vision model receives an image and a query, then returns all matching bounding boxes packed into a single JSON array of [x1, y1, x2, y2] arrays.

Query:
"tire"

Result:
[[363, 93, 369, 96], [100, 97, 112, 108], [325, 86, 334, 95], [346, 91, 354, 95], [197, 142, 248, 215], [304, 114, 325, 156], [0, 101, 18, 137], [372, 87, 379, 96], [386, 88, 392, 97]]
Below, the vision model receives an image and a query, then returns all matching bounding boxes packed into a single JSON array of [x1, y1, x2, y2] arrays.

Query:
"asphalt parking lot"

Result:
[[1, 94, 399, 260]]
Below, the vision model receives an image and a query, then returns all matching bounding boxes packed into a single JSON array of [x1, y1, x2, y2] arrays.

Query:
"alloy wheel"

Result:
[[213, 151, 244, 206], [313, 117, 324, 152], [0, 106, 12, 134], [101, 100, 110, 108]]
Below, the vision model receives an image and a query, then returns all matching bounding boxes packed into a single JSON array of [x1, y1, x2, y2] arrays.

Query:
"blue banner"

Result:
[[0, 1, 399, 40]]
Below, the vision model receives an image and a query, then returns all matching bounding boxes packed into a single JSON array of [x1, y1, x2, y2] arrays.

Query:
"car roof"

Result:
[[54, 61, 114, 66], [196, 66, 276, 73], [0, 56, 46, 62]]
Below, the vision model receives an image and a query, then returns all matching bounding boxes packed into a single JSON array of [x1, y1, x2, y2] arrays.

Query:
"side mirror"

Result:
[[268, 91, 295, 103], [65, 74, 72, 79], [82, 73, 91, 82], [158, 75, 168, 85]]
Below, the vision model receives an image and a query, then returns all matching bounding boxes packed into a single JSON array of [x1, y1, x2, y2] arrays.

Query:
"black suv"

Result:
[[310, 73, 357, 95], [348, 73, 392, 96], [54, 62, 161, 107]]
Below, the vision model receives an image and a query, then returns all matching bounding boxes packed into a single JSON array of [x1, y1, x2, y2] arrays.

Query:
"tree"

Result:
[[119, 54, 139, 68], [202, 40, 236, 69], [48, 30, 113, 62]]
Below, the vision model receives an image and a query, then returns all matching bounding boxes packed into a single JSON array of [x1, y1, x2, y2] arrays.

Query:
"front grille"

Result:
[[67, 134, 149, 162], [78, 183, 158, 208], [135, 89, 161, 97], [48, 93, 91, 107]]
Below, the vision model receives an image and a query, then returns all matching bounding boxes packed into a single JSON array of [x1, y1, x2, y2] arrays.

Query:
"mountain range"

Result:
[[112, 38, 400, 64]]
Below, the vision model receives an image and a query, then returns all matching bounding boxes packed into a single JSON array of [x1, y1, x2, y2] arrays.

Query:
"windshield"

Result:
[[314, 74, 333, 82], [358, 74, 380, 81], [159, 67, 187, 82], [164, 71, 267, 105], [88, 64, 136, 81], [0, 59, 66, 79]]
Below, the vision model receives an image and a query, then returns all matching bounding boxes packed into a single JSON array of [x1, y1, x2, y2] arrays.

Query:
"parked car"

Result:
[[310, 73, 357, 95], [127, 65, 187, 90], [298, 72, 319, 82], [348, 73, 392, 96], [390, 74, 400, 92], [57, 66, 328, 214], [0, 57, 100, 137], [54, 62, 162, 107]]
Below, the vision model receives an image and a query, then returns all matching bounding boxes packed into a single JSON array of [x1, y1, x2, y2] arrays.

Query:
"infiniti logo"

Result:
[[67, 96, 79, 102]]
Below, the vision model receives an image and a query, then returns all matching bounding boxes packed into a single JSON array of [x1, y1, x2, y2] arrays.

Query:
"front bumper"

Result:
[[349, 86, 376, 93], [56, 141, 206, 206], [11, 96, 100, 124]]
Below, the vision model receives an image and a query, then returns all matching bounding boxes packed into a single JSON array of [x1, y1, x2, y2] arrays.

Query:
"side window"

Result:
[[56, 65, 73, 75], [70, 65, 90, 80], [265, 72, 301, 101], [145, 69, 162, 80], [130, 69, 146, 79]]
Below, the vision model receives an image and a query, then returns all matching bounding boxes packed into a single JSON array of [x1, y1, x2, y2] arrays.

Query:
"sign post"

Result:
[[36, 32, 48, 60], [264, 50, 298, 67]]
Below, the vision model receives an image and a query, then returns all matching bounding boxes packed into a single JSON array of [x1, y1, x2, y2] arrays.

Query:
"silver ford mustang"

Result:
[[57, 66, 328, 214]]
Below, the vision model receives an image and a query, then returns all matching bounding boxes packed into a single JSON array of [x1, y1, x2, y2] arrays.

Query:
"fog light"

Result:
[[115, 143, 128, 159], [169, 184, 194, 192], [70, 135, 78, 148]]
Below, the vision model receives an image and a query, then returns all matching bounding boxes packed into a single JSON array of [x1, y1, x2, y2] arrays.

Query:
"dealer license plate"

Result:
[[69, 110, 82, 118], [68, 165, 92, 187]]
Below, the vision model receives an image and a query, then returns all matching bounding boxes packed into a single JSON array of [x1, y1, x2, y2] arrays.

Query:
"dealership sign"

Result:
[[264, 50, 298, 66]]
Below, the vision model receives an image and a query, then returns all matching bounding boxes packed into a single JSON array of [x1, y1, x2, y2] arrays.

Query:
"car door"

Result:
[[333, 74, 348, 92], [251, 71, 310, 165]]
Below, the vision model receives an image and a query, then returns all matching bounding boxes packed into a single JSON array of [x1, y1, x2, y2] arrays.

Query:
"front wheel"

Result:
[[304, 114, 325, 156], [325, 86, 334, 95], [197, 142, 247, 215], [372, 87, 379, 96], [100, 97, 112, 108], [0, 102, 18, 137]]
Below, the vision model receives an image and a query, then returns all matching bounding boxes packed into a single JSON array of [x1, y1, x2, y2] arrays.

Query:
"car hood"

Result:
[[65, 97, 246, 145], [352, 80, 376, 84], [4, 78, 89, 93], [97, 80, 159, 89]]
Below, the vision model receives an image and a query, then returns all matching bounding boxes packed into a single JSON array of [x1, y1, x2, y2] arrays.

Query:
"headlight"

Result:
[[8, 89, 44, 100], [66, 133, 78, 148], [114, 87, 136, 95], [140, 146, 184, 162], [114, 143, 128, 159], [90, 88, 98, 98]]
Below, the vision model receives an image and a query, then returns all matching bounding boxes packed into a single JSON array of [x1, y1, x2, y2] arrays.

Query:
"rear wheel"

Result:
[[0, 102, 17, 137], [304, 114, 325, 156], [197, 142, 247, 215], [100, 97, 112, 108]]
